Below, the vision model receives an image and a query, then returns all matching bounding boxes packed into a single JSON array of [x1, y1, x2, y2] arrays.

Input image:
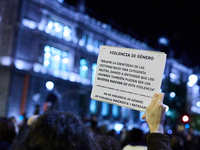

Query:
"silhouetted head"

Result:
[[96, 135, 121, 150], [128, 128, 144, 143], [13, 111, 97, 150], [0, 117, 16, 143], [9, 116, 16, 124], [122, 128, 146, 147]]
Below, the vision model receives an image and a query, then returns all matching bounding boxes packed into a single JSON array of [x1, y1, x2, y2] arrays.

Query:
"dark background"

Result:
[[64, 0, 200, 69]]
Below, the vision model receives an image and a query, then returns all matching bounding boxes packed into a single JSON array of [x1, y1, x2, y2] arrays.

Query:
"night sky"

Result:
[[64, 0, 200, 69]]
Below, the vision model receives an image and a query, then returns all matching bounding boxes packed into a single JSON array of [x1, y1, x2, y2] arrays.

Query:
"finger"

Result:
[[161, 105, 167, 123], [163, 104, 168, 112], [163, 104, 167, 109], [141, 113, 146, 119], [148, 93, 158, 108], [159, 92, 165, 103], [156, 93, 165, 105]]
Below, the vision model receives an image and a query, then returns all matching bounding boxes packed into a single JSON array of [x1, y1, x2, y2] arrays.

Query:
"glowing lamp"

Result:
[[46, 81, 54, 91], [182, 115, 189, 123], [189, 74, 198, 84]]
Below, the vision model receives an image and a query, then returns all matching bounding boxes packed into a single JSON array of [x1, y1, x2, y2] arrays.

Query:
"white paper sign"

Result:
[[91, 46, 166, 112]]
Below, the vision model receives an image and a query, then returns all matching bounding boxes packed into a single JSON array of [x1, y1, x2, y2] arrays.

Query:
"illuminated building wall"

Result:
[[0, 0, 199, 130]]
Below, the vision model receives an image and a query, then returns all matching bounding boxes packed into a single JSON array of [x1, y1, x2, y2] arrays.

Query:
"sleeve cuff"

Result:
[[146, 133, 171, 150]]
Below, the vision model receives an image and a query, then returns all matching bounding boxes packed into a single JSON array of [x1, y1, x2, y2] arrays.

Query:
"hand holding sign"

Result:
[[142, 93, 166, 133]]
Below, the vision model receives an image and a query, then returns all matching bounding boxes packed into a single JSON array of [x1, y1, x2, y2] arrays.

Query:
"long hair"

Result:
[[12, 111, 98, 150]]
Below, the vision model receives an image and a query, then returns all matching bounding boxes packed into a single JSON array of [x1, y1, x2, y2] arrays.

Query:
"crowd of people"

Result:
[[0, 93, 199, 150]]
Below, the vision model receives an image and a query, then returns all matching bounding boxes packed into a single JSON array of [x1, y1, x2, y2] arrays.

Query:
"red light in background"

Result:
[[182, 115, 189, 122]]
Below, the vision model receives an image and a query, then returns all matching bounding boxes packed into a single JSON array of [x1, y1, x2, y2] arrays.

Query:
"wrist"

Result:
[[149, 124, 164, 134]]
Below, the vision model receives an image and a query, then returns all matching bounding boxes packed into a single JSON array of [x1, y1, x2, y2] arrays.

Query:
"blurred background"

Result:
[[0, 0, 200, 142]]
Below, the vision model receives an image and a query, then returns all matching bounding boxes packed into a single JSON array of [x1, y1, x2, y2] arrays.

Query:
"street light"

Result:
[[158, 37, 169, 46], [46, 81, 54, 91], [187, 74, 198, 87]]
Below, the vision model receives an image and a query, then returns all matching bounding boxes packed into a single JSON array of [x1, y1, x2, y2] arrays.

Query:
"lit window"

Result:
[[79, 59, 88, 78], [15, 59, 24, 70], [90, 99, 98, 114], [44, 60, 50, 66], [45, 20, 72, 40], [112, 105, 119, 118], [122, 107, 128, 119], [92, 63, 97, 85], [51, 47, 61, 70], [45, 52, 51, 58], [22, 18, 37, 29], [94, 40, 99, 54], [79, 35, 87, 46], [47, 21, 54, 29], [61, 52, 69, 71], [44, 45, 51, 52], [43, 45, 69, 72], [101, 102, 109, 116], [45, 20, 54, 34], [43, 46, 51, 68], [63, 26, 72, 41], [86, 37, 93, 52], [54, 55, 60, 61], [0, 56, 12, 66], [63, 58, 69, 63]]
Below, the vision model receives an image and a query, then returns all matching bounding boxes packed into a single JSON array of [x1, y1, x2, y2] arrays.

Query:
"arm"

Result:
[[142, 93, 171, 150], [146, 132, 171, 150]]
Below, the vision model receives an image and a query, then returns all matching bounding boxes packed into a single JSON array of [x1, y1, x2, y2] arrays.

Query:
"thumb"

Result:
[[141, 113, 146, 119]]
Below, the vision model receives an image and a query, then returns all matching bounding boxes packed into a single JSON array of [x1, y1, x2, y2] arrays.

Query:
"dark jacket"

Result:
[[0, 141, 11, 150], [146, 133, 171, 150]]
